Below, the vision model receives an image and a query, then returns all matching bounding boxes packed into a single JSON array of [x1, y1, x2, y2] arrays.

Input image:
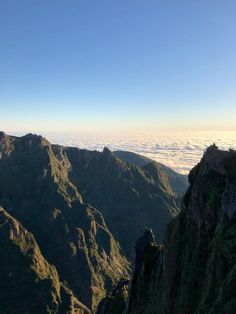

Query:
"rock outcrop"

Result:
[[96, 279, 129, 314], [126, 145, 236, 314]]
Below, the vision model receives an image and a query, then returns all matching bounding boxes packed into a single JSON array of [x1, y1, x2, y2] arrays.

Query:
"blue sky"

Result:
[[0, 0, 236, 132]]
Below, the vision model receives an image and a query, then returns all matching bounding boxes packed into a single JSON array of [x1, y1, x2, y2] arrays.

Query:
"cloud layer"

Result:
[[11, 130, 236, 174]]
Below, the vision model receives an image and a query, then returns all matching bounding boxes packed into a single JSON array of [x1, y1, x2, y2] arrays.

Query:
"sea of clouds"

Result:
[[11, 130, 236, 174]]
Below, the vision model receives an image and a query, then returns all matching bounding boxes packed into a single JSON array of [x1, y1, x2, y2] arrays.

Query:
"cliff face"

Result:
[[96, 279, 129, 314], [127, 145, 236, 314], [113, 150, 188, 196], [0, 206, 90, 314], [128, 228, 163, 314], [65, 146, 180, 258], [0, 132, 129, 312]]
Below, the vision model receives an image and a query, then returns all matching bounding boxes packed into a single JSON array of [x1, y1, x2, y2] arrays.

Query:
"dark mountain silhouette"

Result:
[[102, 145, 236, 314], [0, 132, 129, 312], [113, 150, 188, 195], [0, 131, 183, 312], [0, 206, 91, 313], [65, 146, 180, 258], [1, 132, 235, 313]]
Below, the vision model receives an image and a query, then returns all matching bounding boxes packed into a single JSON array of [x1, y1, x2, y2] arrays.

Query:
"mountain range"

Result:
[[100, 144, 236, 314], [1, 132, 235, 314], [0, 132, 188, 313]]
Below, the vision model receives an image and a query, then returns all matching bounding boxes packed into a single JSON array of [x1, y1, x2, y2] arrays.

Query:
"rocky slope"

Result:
[[65, 146, 180, 258], [127, 145, 236, 314], [113, 150, 188, 195], [0, 131, 187, 312], [0, 132, 129, 312], [0, 206, 90, 314], [96, 278, 129, 314]]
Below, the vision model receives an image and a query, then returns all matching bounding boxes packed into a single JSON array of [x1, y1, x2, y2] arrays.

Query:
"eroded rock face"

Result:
[[126, 145, 236, 314], [96, 279, 129, 314], [0, 207, 91, 314], [128, 229, 163, 314], [0, 133, 129, 312], [65, 146, 180, 258]]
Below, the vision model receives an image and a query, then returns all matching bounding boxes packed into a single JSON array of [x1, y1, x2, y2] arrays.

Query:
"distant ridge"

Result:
[[0, 132, 189, 312], [114, 150, 188, 195], [100, 145, 236, 314]]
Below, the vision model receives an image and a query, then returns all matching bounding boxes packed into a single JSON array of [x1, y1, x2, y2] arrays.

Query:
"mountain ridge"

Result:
[[0, 132, 129, 312], [125, 144, 236, 314]]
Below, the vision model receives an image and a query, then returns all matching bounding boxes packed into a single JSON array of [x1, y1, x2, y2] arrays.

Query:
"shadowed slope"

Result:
[[66, 146, 179, 258], [114, 150, 188, 195], [0, 206, 90, 314], [127, 145, 236, 314], [0, 132, 129, 312]]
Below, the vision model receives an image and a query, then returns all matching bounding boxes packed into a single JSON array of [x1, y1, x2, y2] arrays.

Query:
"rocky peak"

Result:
[[22, 133, 49, 147], [127, 228, 162, 314], [102, 146, 113, 156], [0, 132, 130, 312], [186, 146, 236, 226], [124, 146, 236, 314], [200, 143, 229, 175], [0, 131, 6, 139], [135, 228, 156, 261], [96, 278, 129, 314]]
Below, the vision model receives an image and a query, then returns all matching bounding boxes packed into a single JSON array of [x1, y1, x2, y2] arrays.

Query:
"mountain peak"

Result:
[[126, 146, 236, 314], [186, 145, 236, 228], [24, 132, 41, 138], [205, 142, 218, 151], [22, 133, 50, 146], [0, 131, 6, 138], [135, 228, 156, 260], [103, 146, 112, 155]]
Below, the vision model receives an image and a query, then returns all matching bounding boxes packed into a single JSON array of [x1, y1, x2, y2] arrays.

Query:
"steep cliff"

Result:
[[127, 145, 236, 314], [66, 146, 179, 258], [0, 131, 190, 312], [96, 279, 129, 314], [0, 132, 129, 312], [0, 206, 90, 314], [113, 150, 188, 195]]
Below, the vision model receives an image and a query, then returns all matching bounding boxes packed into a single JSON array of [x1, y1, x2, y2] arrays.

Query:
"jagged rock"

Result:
[[128, 228, 163, 314], [96, 278, 129, 314], [0, 132, 129, 312], [113, 150, 188, 195], [134, 227, 156, 260], [65, 144, 180, 258], [126, 146, 236, 314], [0, 207, 90, 313], [0, 131, 190, 312]]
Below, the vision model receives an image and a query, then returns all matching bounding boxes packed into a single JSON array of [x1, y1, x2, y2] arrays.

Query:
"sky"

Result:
[[0, 0, 236, 132]]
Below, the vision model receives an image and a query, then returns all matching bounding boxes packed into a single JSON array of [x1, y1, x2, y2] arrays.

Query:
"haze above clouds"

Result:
[[1, 1, 236, 132]]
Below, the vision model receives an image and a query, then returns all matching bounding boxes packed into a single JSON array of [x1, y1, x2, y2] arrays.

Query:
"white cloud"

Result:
[[10, 130, 236, 174]]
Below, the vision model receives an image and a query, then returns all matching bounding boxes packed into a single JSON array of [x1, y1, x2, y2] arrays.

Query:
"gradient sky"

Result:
[[0, 0, 236, 132]]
